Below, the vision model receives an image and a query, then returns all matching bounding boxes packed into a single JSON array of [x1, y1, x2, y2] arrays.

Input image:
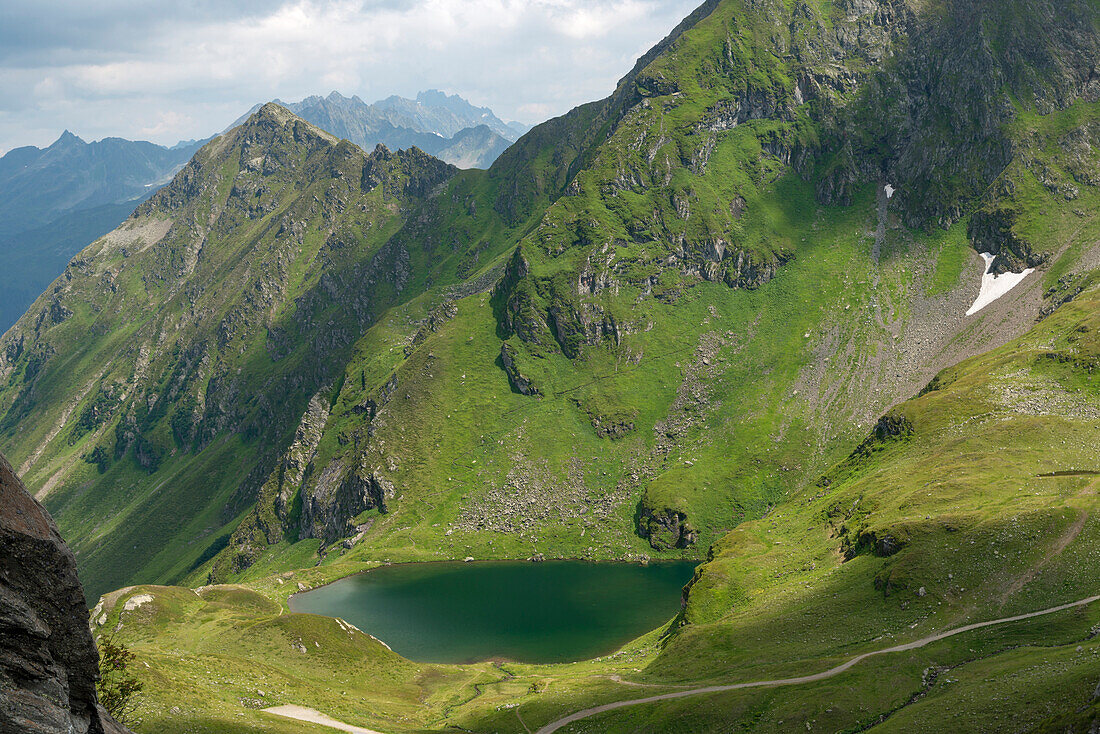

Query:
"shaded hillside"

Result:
[[0, 200, 144, 332], [0, 132, 199, 238]]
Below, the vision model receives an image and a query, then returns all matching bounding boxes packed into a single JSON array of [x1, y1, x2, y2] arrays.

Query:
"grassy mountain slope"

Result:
[[2, 1, 1100, 729], [204, 0, 1100, 591], [504, 71, 1100, 723], [98, 279, 1098, 732], [3, 0, 1099, 603], [0, 104, 462, 599]]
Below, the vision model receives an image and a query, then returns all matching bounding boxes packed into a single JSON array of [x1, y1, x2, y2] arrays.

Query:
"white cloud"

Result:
[[0, 0, 699, 151], [518, 102, 554, 119], [548, 1, 653, 40], [139, 110, 194, 138]]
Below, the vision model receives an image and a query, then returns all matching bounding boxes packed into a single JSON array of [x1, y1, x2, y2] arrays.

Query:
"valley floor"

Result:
[[93, 551, 1100, 734]]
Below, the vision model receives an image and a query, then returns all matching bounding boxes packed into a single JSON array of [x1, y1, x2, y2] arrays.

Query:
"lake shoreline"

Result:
[[289, 559, 699, 665]]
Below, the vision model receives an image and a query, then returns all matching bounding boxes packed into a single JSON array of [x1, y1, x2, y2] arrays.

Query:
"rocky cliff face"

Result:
[[299, 460, 393, 544], [487, 0, 914, 363], [0, 453, 129, 734], [490, 0, 1100, 371], [819, 0, 1100, 232]]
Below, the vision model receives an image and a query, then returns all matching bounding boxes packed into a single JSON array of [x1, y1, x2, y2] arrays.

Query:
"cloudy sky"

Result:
[[0, 0, 700, 154]]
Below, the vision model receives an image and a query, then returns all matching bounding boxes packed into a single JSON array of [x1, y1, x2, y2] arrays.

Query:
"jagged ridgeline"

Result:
[[2, 0, 1100, 602]]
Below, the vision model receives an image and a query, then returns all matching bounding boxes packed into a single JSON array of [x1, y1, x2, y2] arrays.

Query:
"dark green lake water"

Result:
[[289, 560, 697, 663]]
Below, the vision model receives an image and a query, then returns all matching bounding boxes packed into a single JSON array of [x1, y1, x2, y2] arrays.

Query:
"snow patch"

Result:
[[966, 253, 1035, 317], [884, 184, 896, 199], [123, 593, 154, 611]]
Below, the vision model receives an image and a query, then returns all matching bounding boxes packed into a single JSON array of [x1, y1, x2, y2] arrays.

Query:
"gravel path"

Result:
[[534, 594, 1100, 734], [262, 705, 387, 733]]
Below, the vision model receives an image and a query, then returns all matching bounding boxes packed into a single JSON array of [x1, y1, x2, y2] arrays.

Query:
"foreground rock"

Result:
[[0, 453, 130, 733]]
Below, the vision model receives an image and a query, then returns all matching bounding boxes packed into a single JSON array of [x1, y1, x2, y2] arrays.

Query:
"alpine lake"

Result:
[[289, 560, 698, 664]]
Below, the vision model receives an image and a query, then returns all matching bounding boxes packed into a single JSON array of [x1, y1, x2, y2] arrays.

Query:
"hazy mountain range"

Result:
[[234, 90, 527, 169]]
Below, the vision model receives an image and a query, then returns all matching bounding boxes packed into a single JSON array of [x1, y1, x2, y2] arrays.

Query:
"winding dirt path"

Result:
[[1001, 505, 1090, 604], [534, 594, 1100, 734]]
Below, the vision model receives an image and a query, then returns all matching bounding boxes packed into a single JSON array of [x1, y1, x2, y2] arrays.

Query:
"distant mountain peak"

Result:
[[416, 89, 457, 104], [253, 101, 295, 122], [53, 130, 85, 147], [235, 89, 521, 169], [415, 89, 491, 115]]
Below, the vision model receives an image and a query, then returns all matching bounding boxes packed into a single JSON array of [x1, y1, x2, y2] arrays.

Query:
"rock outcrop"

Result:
[[0, 453, 130, 734], [639, 506, 698, 551], [968, 206, 1049, 274], [300, 460, 393, 544], [500, 343, 539, 396]]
